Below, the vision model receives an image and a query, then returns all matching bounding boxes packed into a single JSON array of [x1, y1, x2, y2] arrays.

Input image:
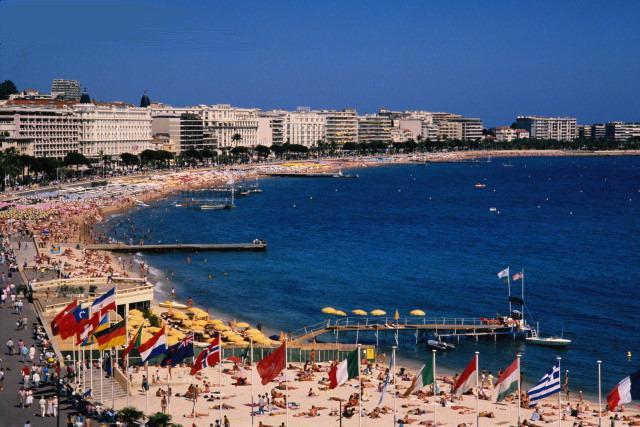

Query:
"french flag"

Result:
[[607, 370, 640, 410], [91, 287, 116, 317], [138, 327, 167, 364]]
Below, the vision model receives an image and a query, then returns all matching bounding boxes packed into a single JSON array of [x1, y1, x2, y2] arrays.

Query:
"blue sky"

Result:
[[0, 0, 639, 126]]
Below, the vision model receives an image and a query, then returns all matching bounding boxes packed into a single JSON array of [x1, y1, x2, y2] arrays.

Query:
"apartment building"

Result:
[[283, 108, 326, 147], [515, 116, 577, 140], [495, 126, 530, 142], [357, 115, 393, 143], [319, 109, 358, 145], [605, 122, 640, 141], [201, 104, 258, 148], [51, 79, 81, 100]]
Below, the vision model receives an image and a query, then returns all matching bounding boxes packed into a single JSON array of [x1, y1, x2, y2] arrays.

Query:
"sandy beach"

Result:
[[2, 152, 640, 426]]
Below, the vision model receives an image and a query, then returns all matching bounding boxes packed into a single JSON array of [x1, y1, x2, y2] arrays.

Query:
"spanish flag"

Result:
[[94, 320, 126, 350]]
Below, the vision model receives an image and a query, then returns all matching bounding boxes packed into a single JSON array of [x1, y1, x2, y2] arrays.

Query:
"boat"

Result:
[[159, 301, 188, 309], [525, 336, 572, 347], [427, 339, 455, 351], [489, 207, 498, 212], [474, 183, 487, 189], [526, 323, 571, 347], [135, 199, 149, 207], [200, 204, 229, 210]]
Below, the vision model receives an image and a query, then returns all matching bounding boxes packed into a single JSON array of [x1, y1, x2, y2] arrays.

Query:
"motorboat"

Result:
[[525, 336, 572, 347], [427, 339, 455, 351], [475, 183, 487, 189], [201, 203, 230, 210]]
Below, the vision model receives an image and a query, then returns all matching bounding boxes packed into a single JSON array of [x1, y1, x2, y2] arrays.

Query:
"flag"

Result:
[[453, 354, 478, 396], [59, 305, 90, 340], [138, 326, 167, 364], [94, 320, 126, 350], [77, 312, 108, 342], [378, 353, 394, 404], [495, 358, 519, 402], [90, 287, 116, 317], [51, 300, 77, 336], [527, 363, 560, 407], [121, 325, 143, 365], [512, 272, 524, 281], [257, 341, 286, 385], [329, 349, 359, 389], [497, 267, 510, 282], [161, 332, 194, 367], [191, 335, 221, 375], [607, 370, 640, 411], [403, 358, 436, 397]]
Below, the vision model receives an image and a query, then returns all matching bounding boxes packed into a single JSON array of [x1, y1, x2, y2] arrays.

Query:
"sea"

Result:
[[104, 156, 640, 395]]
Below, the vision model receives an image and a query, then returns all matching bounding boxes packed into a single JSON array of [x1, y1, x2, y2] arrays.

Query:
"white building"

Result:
[[395, 119, 423, 140], [515, 116, 577, 140], [605, 122, 640, 141], [0, 101, 80, 158], [75, 103, 152, 157], [257, 110, 286, 146], [284, 108, 326, 147], [319, 109, 358, 145], [357, 115, 393, 143], [201, 104, 258, 148], [495, 126, 530, 142]]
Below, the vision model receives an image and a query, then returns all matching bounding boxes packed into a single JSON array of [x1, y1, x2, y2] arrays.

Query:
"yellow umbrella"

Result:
[[322, 307, 337, 315], [334, 310, 347, 316], [145, 326, 161, 334], [352, 309, 368, 316], [410, 309, 426, 316], [214, 324, 231, 332], [170, 311, 188, 320], [370, 309, 386, 316], [394, 309, 399, 321], [235, 321, 250, 329], [245, 328, 262, 335]]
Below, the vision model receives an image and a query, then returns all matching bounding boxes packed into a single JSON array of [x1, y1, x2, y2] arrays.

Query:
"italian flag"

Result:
[[453, 354, 478, 396], [403, 359, 436, 397], [495, 358, 519, 402], [329, 349, 359, 389]]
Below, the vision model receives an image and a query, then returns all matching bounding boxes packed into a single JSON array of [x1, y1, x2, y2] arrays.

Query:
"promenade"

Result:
[[0, 234, 74, 426]]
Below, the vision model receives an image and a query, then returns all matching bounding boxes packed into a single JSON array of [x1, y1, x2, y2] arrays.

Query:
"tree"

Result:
[[147, 412, 172, 427], [63, 151, 89, 167], [255, 144, 271, 159], [120, 152, 139, 169], [119, 407, 144, 425], [0, 148, 23, 189], [0, 80, 18, 100], [342, 142, 358, 151], [231, 133, 243, 146]]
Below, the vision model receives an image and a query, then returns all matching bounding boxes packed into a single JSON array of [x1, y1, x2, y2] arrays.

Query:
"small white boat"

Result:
[[489, 207, 498, 212], [200, 204, 228, 210], [475, 183, 487, 189], [427, 340, 455, 351], [525, 336, 572, 347], [135, 200, 149, 207], [159, 301, 188, 309]]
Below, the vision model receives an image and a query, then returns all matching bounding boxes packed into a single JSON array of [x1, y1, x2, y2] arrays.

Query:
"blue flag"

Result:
[[161, 333, 194, 367]]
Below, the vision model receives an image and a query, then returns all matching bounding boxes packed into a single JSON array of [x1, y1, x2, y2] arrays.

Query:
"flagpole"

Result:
[[111, 349, 115, 408], [392, 345, 397, 426], [597, 360, 602, 427], [475, 351, 480, 427], [357, 343, 362, 427], [517, 354, 521, 426], [432, 349, 437, 427], [285, 339, 289, 427], [100, 350, 103, 406], [507, 266, 512, 315], [219, 334, 223, 425], [72, 336, 77, 385], [90, 345, 94, 396], [145, 362, 149, 414], [557, 357, 561, 427], [250, 338, 255, 427]]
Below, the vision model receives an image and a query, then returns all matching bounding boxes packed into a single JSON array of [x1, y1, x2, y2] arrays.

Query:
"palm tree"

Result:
[[119, 406, 144, 425], [147, 412, 172, 427], [231, 133, 242, 147]]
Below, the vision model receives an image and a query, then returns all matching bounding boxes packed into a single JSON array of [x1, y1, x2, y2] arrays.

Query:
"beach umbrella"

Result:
[[410, 309, 426, 316], [394, 309, 400, 320], [334, 310, 347, 316], [170, 311, 188, 320], [352, 309, 368, 316], [235, 321, 250, 329], [322, 307, 337, 315], [370, 309, 386, 316]]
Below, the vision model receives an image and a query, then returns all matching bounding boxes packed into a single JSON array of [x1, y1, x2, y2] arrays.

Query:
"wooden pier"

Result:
[[84, 241, 267, 253], [291, 316, 526, 343]]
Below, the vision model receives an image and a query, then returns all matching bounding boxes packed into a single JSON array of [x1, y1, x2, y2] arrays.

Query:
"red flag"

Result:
[[257, 341, 286, 385], [51, 300, 77, 336], [76, 311, 102, 341], [59, 306, 90, 340], [190, 335, 221, 376]]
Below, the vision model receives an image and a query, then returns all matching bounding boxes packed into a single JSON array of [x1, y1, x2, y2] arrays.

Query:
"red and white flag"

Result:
[[607, 370, 640, 410], [452, 354, 478, 396], [257, 341, 286, 385], [190, 335, 221, 375], [51, 300, 77, 336], [512, 272, 524, 281]]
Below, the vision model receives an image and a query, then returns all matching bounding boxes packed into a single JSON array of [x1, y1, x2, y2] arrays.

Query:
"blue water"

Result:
[[106, 157, 640, 394]]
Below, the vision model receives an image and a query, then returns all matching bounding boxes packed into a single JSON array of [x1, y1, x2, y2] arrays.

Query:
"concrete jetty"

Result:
[[84, 241, 267, 253]]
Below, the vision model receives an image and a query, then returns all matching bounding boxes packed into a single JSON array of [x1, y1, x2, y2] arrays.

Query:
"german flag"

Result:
[[94, 320, 126, 350]]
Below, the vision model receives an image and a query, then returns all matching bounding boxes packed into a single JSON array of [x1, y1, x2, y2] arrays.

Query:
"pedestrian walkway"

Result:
[[0, 237, 75, 426]]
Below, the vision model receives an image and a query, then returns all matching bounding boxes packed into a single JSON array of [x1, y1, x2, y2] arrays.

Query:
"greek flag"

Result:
[[527, 363, 561, 407]]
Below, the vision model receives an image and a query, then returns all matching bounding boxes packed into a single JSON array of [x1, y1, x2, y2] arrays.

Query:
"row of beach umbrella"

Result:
[[321, 307, 427, 317]]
